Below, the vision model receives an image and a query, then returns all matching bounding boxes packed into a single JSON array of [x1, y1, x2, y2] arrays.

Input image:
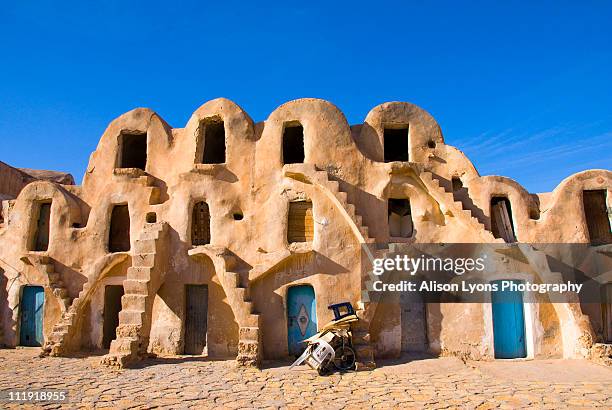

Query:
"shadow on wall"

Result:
[[143, 225, 240, 361], [426, 302, 443, 358], [255, 251, 351, 360], [334, 176, 388, 240], [53, 260, 86, 299], [0, 268, 10, 346], [432, 172, 490, 228]]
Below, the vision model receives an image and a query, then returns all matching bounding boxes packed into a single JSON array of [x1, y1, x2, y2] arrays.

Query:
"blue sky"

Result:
[[1, 1, 610, 192]]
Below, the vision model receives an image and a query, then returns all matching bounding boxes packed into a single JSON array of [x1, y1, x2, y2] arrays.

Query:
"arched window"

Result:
[[192, 201, 211, 246]]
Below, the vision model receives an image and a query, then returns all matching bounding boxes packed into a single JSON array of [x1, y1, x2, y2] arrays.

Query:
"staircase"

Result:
[[419, 171, 500, 243], [38, 256, 71, 312], [24, 256, 71, 313], [517, 244, 597, 358], [41, 253, 130, 357], [101, 221, 168, 368], [41, 269, 93, 356], [42, 301, 79, 356], [230, 266, 262, 367], [591, 343, 612, 366], [113, 169, 162, 205], [284, 164, 383, 369], [284, 164, 378, 246], [188, 246, 262, 367]]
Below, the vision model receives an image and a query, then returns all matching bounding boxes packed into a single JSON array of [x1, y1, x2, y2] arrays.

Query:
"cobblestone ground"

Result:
[[0, 349, 611, 409]]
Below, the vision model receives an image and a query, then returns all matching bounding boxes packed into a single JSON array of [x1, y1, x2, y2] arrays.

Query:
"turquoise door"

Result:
[[20, 286, 45, 346], [287, 285, 317, 356], [491, 280, 526, 358]]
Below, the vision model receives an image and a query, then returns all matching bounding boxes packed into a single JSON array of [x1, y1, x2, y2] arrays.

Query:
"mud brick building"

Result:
[[0, 99, 610, 368]]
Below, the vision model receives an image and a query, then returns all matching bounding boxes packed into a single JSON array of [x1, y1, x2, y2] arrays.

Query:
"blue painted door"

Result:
[[287, 285, 317, 356], [491, 280, 526, 358], [20, 286, 44, 347]]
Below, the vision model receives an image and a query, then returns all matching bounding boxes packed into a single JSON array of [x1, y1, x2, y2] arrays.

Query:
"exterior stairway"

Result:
[[112, 168, 162, 205], [23, 255, 72, 314], [38, 256, 77, 356], [284, 164, 378, 247], [101, 221, 168, 368], [517, 244, 597, 358], [42, 302, 78, 356], [41, 253, 129, 357], [284, 164, 382, 369], [419, 171, 500, 243], [231, 266, 262, 367], [38, 256, 71, 312], [187, 246, 262, 367]]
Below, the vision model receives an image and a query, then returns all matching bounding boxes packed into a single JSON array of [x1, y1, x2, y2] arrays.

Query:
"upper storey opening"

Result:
[[118, 132, 147, 170], [200, 117, 226, 164], [583, 189, 612, 245], [29, 201, 51, 252], [384, 126, 409, 162], [282, 123, 305, 164], [491, 196, 517, 243], [288, 200, 313, 243]]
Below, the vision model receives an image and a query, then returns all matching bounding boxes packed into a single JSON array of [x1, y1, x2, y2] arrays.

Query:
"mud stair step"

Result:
[[101, 221, 168, 368], [426, 171, 492, 232], [285, 165, 379, 244], [420, 171, 497, 241], [237, 326, 261, 367]]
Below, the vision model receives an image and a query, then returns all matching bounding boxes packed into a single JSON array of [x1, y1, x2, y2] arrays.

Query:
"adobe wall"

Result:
[[0, 98, 610, 364]]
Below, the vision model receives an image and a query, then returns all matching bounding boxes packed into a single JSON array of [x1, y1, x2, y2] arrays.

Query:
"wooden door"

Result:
[[287, 202, 313, 243], [191, 202, 210, 246], [583, 190, 612, 245], [184, 285, 208, 355], [103, 285, 124, 348], [491, 280, 526, 359], [401, 291, 427, 352], [491, 198, 517, 243], [287, 285, 317, 356], [20, 286, 44, 346]]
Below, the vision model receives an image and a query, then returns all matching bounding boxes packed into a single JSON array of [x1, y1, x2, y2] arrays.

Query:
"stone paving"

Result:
[[0, 348, 611, 409]]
